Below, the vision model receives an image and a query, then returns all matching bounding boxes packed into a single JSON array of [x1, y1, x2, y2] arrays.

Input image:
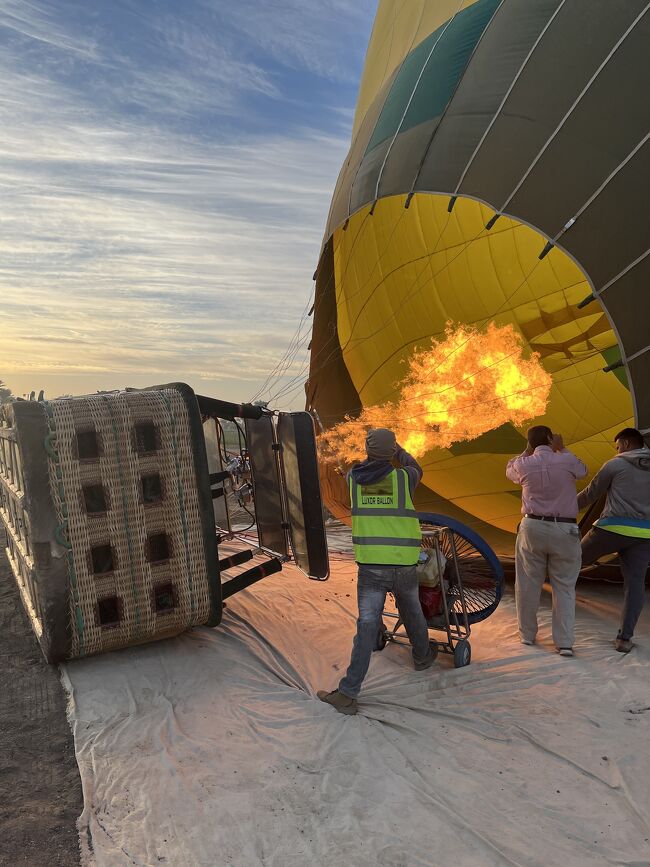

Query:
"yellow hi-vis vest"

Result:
[[595, 516, 650, 538], [350, 468, 422, 565]]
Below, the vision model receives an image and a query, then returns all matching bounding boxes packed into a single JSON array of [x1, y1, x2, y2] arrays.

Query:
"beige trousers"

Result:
[[515, 517, 582, 648]]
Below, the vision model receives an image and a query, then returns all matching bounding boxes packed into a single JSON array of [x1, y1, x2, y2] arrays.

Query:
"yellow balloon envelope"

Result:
[[308, 0, 649, 552]]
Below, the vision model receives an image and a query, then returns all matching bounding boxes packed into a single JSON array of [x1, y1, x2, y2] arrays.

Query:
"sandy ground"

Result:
[[0, 551, 82, 866], [61, 544, 650, 867]]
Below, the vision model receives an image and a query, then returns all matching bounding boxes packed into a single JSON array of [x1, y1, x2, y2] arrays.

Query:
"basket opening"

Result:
[[147, 532, 170, 564], [83, 484, 107, 514], [153, 582, 176, 614], [91, 544, 115, 574], [76, 429, 100, 461], [141, 473, 163, 505], [97, 596, 121, 628], [134, 422, 158, 455]]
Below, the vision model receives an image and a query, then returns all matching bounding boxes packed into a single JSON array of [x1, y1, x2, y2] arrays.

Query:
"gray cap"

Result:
[[365, 428, 397, 461]]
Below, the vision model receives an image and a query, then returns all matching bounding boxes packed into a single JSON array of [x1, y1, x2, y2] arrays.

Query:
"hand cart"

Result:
[[378, 514, 504, 669]]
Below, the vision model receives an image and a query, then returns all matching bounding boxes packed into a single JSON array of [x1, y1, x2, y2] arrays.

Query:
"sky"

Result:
[[0, 0, 376, 407]]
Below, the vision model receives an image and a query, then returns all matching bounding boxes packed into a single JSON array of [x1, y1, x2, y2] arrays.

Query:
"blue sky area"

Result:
[[0, 0, 377, 405]]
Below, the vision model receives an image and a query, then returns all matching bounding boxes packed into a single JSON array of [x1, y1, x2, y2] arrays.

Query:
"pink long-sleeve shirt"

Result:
[[506, 445, 588, 518]]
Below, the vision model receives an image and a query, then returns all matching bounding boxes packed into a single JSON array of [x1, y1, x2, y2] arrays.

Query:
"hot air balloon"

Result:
[[307, 0, 650, 553]]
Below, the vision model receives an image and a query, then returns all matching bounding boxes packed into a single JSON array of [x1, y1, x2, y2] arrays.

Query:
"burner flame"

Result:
[[319, 322, 552, 463]]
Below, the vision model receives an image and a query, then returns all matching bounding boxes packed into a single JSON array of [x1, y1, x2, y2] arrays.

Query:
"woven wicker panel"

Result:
[[47, 389, 212, 657], [0, 421, 41, 634]]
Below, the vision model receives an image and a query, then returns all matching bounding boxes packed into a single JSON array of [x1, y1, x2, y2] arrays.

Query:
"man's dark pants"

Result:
[[338, 564, 431, 699], [582, 528, 650, 640]]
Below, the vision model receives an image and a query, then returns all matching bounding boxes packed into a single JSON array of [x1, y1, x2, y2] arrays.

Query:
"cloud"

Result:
[[0, 0, 99, 57], [213, 0, 377, 83], [0, 0, 375, 406]]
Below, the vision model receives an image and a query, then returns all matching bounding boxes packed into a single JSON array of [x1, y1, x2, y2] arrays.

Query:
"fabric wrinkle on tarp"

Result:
[[62, 546, 650, 867]]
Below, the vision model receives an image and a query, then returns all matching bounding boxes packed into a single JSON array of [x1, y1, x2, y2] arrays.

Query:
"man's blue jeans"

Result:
[[338, 564, 432, 698]]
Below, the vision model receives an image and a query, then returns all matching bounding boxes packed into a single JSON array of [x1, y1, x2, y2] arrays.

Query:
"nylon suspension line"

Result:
[[372, 0, 466, 204], [495, 4, 650, 217], [453, 0, 568, 195]]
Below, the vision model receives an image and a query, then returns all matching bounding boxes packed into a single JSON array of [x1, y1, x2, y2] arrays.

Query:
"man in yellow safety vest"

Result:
[[579, 427, 650, 652], [318, 428, 435, 714]]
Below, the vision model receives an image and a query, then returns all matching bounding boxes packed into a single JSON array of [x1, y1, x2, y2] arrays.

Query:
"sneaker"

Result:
[[317, 689, 358, 715], [414, 650, 437, 671], [557, 647, 574, 657], [520, 638, 534, 646], [614, 638, 634, 653]]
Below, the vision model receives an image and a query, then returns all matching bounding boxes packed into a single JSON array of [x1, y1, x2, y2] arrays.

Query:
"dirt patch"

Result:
[[0, 550, 82, 866]]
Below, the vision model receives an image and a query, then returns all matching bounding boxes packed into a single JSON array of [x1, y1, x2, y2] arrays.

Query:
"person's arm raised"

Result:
[[394, 444, 423, 490], [577, 463, 613, 509]]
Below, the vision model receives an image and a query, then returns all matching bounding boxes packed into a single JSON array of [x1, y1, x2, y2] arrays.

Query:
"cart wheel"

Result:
[[453, 639, 471, 668], [428, 641, 439, 660], [374, 626, 389, 652]]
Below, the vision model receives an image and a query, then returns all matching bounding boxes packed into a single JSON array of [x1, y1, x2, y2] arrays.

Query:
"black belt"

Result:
[[525, 514, 577, 524]]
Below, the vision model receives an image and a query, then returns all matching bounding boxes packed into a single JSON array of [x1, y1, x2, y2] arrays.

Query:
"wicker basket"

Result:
[[0, 383, 220, 662]]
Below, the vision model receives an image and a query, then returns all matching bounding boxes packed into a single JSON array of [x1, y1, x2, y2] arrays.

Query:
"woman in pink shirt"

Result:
[[506, 425, 588, 656]]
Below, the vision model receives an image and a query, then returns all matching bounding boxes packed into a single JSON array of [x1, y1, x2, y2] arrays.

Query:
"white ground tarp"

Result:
[[63, 549, 650, 867]]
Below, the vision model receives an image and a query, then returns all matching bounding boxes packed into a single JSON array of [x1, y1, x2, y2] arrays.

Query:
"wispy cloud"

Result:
[[214, 0, 376, 83], [0, 0, 99, 57], [0, 0, 376, 405]]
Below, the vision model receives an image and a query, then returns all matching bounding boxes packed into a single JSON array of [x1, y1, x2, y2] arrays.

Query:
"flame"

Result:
[[318, 322, 552, 464]]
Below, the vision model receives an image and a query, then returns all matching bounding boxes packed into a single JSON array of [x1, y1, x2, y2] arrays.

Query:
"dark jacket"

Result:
[[578, 448, 650, 521]]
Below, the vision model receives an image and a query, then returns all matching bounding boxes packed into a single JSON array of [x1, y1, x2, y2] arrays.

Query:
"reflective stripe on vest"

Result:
[[350, 468, 421, 565], [595, 516, 650, 539]]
